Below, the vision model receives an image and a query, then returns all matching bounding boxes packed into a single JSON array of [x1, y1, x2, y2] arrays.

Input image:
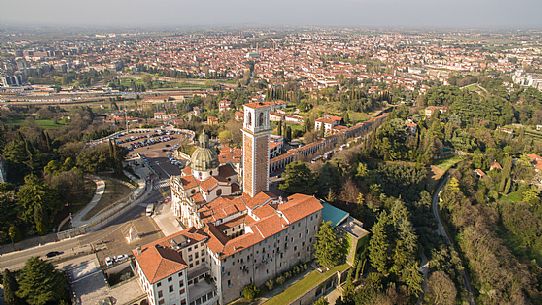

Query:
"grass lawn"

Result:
[[434, 155, 464, 172], [68, 178, 98, 214], [501, 190, 523, 203], [82, 178, 133, 221], [5, 118, 67, 129], [263, 264, 349, 305]]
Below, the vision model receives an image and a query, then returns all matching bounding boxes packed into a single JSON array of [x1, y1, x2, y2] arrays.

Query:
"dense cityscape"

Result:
[[0, 16, 542, 305]]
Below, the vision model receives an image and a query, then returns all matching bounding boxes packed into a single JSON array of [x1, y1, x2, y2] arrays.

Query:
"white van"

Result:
[[145, 204, 155, 216]]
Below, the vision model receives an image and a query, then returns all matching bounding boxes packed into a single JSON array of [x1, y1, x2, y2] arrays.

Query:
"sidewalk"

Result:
[[71, 175, 105, 228], [152, 200, 183, 235]]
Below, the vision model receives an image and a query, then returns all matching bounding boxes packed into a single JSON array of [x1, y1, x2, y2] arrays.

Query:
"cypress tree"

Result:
[[3, 269, 19, 305]]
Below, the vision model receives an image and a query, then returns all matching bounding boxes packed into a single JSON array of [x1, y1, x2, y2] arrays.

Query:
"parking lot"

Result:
[[93, 214, 164, 269], [113, 128, 191, 160], [60, 254, 145, 305]]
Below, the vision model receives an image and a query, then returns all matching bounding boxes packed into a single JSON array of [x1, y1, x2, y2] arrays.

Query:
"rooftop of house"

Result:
[[133, 227, 207, 284], [204, 192, 323, 258], [315, 115, 342, 124]]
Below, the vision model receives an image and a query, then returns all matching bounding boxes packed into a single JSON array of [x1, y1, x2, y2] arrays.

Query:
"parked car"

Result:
[[45, 251, 64, 258], [105, 257, 114, 267], [116, 254, 129, 262], [146, 204, 155, 216]]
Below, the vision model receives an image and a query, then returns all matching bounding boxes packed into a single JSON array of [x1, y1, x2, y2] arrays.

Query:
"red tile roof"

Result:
[[315, 115, 342, 124], [244, 101, 275, 109], [204, 192, 322, 258], [133, 245, 186, 284], [133, 227, 209, 284], [278, 193, 322, 224]]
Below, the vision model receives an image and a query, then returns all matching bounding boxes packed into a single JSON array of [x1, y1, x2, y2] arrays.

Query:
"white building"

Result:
[[314, 114, 343, 135]]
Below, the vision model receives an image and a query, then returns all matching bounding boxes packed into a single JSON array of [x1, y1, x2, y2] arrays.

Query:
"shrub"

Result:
[[265, 279, 274, 291], [242, 284, 260, 301], [275, 275, 286, 286]]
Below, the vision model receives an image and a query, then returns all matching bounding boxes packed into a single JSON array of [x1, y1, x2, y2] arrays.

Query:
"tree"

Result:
[[357, 192, 365, 206], [17, 174, 62, 235], [279, 161, 317, 194], [3, 269, 20, 305], [369, 211, 392, 275], [354, 272, 383, 305], [339, 179, 359, 204], [16, 257, 69, 305], [242, 284, 260, 300], [317, 162, 342, 196], [0, 185, 18, 243], [8, 225, 19, 246], [446, 177, 460, 193], [425, 271, 457, 305], [286, 126, 293, 141], [17, 174, 48, 234], [218, 130, 233, 145], [314, 221, 348, 268], [356, 162, 368, 178]]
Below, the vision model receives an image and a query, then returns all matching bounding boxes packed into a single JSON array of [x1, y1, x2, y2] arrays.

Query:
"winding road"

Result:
[[432, 174, 476, 305]]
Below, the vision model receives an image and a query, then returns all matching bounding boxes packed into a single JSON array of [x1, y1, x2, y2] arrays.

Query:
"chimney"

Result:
[[136, 245, 141, 255]]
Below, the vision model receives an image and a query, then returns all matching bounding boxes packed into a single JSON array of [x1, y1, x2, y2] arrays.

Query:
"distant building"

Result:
[[474, 169, 486, 178], [154, 112, 178, 122], [234, 111, 243, 122], [218, 100, 232, 113], [424, 106, 448, 118], [527, 154, 542, 172], [1, 75, 23, 87], [512, 70, 542, 90], [269, 135, 284, 158], [269, 112, 283, 122], [284, 114, 304, 125], [490, 160, 503, 171], [315, 114, 343, 135], [206, 116, 219, 126], [193, 107, 201, 117]]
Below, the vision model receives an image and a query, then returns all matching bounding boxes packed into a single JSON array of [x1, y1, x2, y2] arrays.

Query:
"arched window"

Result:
[[259, 112, 264, 127], [247, 113, 252, 127]]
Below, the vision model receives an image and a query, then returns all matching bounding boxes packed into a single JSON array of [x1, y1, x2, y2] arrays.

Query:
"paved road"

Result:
[[0, 188, 164, 270], [432, 174, 476, 305]]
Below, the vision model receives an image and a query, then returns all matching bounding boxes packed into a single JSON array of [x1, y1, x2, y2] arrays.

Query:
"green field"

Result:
[[263, 264, 349, 305], [4, 118, 67, 129], [524, 129, 542, 142], [434, 155, 464, 172]]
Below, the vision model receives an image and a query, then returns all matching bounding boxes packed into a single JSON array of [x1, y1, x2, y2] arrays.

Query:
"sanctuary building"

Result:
[[133, 102, 324, 305]]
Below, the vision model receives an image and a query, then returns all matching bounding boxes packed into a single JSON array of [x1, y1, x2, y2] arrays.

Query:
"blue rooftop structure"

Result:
[[321, 201, 350, 228]]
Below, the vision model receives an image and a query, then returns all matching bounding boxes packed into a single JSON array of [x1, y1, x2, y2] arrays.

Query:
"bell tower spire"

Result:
[[241, 102, 273, 197]]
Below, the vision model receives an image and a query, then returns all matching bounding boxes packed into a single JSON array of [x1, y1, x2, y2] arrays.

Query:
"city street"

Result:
[[0, 188, 165, 270]]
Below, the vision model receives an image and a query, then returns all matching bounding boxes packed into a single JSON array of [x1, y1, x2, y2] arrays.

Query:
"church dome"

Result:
[[190, 132, 219, 172]]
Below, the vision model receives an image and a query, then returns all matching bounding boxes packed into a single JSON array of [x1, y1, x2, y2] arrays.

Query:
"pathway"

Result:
[[432, 174, 476, 305], [71, 175, 105, 228]]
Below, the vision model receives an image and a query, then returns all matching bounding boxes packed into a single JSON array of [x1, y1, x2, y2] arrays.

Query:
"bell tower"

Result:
[[242, 102, 272, 197]]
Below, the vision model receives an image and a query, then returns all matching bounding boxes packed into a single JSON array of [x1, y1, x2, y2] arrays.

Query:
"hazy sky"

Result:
[[1, 0, 541, 29]]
